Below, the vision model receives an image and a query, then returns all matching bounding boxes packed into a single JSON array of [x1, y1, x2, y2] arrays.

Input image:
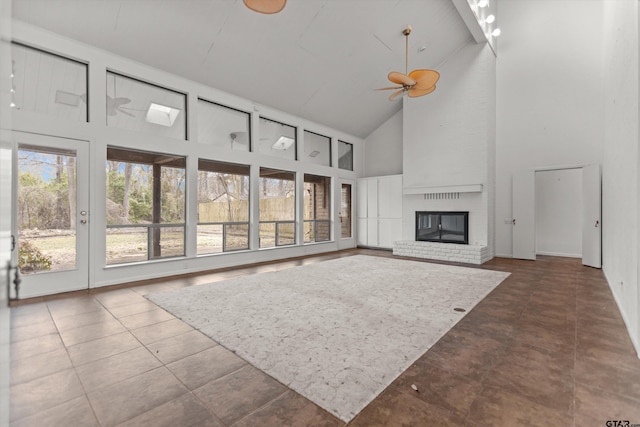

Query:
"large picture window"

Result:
[[198, 160, 250, 254], [197, 99, 251, 152], [106, 148, 186, 265], [259, 168, 295, 248], [11, 42, 88, 123], [304, 174, 331, 243], [106, 72, 187, 140], [257, 118, 297, 160]]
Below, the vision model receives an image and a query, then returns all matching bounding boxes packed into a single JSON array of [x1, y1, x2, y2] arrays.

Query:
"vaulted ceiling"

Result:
[[12, 0, 472, 138]]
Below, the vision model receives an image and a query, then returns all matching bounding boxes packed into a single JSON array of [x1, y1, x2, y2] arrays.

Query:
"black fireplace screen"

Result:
[[415, 211, 468, 244]]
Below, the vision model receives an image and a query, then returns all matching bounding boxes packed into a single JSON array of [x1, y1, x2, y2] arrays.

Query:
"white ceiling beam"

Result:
[[451, 0, 487, 44]]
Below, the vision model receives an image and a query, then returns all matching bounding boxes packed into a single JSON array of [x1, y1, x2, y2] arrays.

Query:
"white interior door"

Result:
[[512, 170, 536, 260], [12, 132, 90, 298], [582, 164, 602, 268]]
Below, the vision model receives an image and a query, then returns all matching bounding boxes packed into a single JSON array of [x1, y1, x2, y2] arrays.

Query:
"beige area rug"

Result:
[[148, 255, 510, 422]]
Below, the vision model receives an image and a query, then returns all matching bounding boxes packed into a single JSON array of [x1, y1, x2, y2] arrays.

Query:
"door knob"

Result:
[[594, 220, 599, 228], [80, 219, 87, 224], [512, 219, 516, 225], [80, 210, 87, 216]]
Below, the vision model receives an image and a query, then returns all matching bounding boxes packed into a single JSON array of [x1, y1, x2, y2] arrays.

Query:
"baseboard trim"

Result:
[[495, 253, 513, 258], [603, 269, 640, 359], [535, 251, 581, 258]]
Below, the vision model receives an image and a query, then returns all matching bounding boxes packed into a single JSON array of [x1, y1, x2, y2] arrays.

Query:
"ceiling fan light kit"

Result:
[[376, 25, 439, 101], [243, 0, 287, 14]]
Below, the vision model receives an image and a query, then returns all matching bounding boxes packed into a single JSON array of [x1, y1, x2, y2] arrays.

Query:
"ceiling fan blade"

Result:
[[389, 89, 405, 101], [244, 0, 286, 14], [409, 69, 440, 90], [113, 97, 132, 108], [375, 86, 403, 91], [388, 71, 415, 86], [408, 85, 437, 98], [116, 107, 136, 117]]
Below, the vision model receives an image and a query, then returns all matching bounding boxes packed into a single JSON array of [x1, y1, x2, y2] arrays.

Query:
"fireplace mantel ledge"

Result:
[[403, 184, 483, 195]]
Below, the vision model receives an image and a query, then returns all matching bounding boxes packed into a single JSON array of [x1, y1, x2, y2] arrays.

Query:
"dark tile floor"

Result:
[[8, 249, 640, 426]]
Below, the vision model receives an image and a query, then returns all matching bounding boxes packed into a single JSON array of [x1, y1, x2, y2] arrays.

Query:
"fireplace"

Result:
[[415, 211, 469, 244]]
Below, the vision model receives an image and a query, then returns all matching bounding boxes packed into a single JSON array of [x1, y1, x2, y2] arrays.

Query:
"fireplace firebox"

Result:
[[415, 211, 469, 244]]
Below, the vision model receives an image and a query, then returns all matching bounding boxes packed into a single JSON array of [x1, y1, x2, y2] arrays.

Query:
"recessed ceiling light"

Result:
[[55, 90, 80, 107], [309, 150, 320, 158], [272, 136, 294, 150], [485, 14, 495, 24], [146, 102, 181, 127]]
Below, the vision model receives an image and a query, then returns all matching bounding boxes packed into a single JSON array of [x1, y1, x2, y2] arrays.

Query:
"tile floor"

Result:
[[8, 249, 640, 426]]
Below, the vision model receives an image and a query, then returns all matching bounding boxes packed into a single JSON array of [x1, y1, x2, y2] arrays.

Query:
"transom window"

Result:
[[106, 71, 187, 140], [11, 42, 88, 123], [257, 118, 297, 160], [303, 131, 331, 167], [197, 99, 251, 152], [338, 141, 354, 171]]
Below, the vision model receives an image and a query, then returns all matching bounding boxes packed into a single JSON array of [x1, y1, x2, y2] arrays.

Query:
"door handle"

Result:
[[80, 219, 87, 224], [594, 220, 599, 228], [512, 219, 516, 225]]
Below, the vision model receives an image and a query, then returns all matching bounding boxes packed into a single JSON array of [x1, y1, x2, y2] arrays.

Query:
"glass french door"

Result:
[[12, 132, 89, 298], [338, 180, 355, 249]]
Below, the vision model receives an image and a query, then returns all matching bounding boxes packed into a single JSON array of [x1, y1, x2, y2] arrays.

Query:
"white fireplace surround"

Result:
[[393, 240, 490, 265]]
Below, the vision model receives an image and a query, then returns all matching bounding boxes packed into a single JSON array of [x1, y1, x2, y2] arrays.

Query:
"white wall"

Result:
[[403, 42, 493, 190], [402, 41, 495, 250], [363, 110, 402, 177], [535, 168, 582, 257], [495, 0, 605, 257], [602, 0, 639, 354]]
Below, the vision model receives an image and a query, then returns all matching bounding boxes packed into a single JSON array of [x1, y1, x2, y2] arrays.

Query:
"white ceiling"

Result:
[[12, 0, 472, 138]]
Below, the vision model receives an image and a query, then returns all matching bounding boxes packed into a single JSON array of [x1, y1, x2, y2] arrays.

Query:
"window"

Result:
[[11, 42, 88, 122], [257, 118, 296, 160], [259, 168, 295, 248], [340, 183, 352, 238], [198, 160, 250, 254], [304, 174, 331, 243], [106, 147, 186, 265], [338, 141, 354, 171], [106, 72, 187, 140], [303, 131, 331, 167], [197, 99, 251, 152]]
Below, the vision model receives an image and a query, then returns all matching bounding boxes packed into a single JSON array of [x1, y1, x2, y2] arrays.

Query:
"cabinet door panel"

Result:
[[356, 179, 368, 218], [367, 179, 378, 218], [367, 218, 378, 247], [357, 218, 368, 246], [378, 175, 403, 218]]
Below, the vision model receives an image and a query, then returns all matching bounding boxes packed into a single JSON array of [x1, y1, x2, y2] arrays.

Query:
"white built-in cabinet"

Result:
[[357, 175, 403, 248]]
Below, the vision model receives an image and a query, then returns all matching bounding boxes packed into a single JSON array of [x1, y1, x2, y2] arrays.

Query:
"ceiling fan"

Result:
[[106, 78, 145, 117], [376, 25, 440, 101], [107, 95, 135, 117]]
